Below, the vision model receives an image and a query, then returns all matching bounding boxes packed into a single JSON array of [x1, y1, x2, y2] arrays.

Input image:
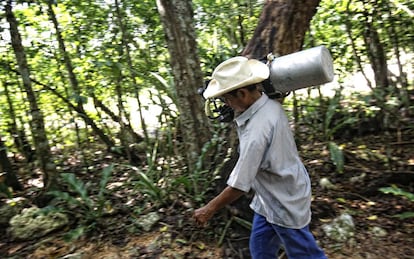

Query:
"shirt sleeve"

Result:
[[227, 122, 273, 192]]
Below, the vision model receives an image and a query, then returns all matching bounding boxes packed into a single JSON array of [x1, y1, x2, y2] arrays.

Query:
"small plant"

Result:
[[323, 91, 357, 141], [379, 185, 414, 219], [167, 130, 230, 205], [0, 173, 13, 198], [135, 170, 166, 204], [328, 141, 344, 173], [48, 164, 114, 240], [117, 162, 168, 207]]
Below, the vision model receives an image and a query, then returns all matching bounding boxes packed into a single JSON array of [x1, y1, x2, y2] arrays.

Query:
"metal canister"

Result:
[[269, 46, 334, 93]]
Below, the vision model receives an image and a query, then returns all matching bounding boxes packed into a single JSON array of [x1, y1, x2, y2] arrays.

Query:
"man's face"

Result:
[[221, 89, 247, 113]]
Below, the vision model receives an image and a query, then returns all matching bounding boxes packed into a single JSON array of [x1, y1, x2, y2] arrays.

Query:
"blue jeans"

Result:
[[249, 213, 327, 259]]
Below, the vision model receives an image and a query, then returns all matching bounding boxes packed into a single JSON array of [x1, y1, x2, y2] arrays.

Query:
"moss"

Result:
[[8, 206, 68, 240]]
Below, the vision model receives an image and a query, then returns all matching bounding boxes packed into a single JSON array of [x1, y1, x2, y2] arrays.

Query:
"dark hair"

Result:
[[228, 83, 261, 96]]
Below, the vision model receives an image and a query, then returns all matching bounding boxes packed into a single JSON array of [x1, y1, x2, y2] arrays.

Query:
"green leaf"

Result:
[[136, 171, 164, 202], [48, 190, 84, 207], [233, 216, 252, 230], [98, 164, 113, 198], [63, 226, 87, 242], [393, 212, 414, 219], [61, 173, 93, 209], [328, 141, 344, 173], [379, 185, 414, 202]]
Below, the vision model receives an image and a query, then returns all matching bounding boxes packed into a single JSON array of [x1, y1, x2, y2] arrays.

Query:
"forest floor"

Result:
[[1, 128, 413, 259]]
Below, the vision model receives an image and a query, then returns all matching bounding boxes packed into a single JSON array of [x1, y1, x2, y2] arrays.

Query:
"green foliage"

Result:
[[2, 0, 412, 163], [1, 0, 413, 235], [163, 127, 230, 205], [121, 126, 228, 208], [186, 133, 226, 203], [323, 92, 358, 141], [328, 141, 344, 173], [307, 0, 414, 78], [195, 0, 263, 66], [135, 170, 166, 204], [117, 162, 169, 208], [379, 185, 414, 219], [63, 225, 88, 242], [380, 185, 414, 202], [150, 72, 178, 106], [47, 164, 114, 240], [0, 182, 13, 199]]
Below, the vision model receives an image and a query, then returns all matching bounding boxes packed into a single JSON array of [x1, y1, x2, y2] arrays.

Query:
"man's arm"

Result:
[[193, 186, 245, 225]]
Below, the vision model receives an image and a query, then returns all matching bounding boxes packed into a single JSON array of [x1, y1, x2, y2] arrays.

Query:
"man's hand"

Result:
[[193, 205, 214, 226], [192, 186, 245, 227]]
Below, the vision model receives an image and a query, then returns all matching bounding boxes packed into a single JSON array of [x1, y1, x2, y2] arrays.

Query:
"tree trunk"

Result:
[[239, 0, 321, 145], [383, 0, 409, 111], [363, 21, 389, 90], [92, 92, 143, 164], [3, 80, 34, 161], [47, 1, 82, 103], [156, 0, 211, 170], [361, 4, 389, 130], [114, 0, 150, 143], [241, 0, 321, 58], [5, 1, 57, 191], [47, 2, 117, 150], [6, 64, 118, 150], [0, 135, 22, 191], [345, 2, 374, 90]]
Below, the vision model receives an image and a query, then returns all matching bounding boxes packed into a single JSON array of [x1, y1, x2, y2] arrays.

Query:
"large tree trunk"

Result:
[[363, 21, 389, 90], [156, 0, 211, 170], [6, 1, 57, 191], [360, 3, 389, 130], [242, 0, 321, 58], [241, 0, 321, 141]]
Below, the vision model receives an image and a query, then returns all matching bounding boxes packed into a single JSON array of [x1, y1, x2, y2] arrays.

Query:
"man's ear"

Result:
[[237, 88, 247, 98]]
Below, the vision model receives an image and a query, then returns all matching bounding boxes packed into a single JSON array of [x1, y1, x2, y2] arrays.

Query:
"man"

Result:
[[193, 56, 327, 259]]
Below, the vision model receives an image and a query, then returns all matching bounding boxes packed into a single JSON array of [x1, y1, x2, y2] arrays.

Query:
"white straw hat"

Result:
[[203, 56, 270, 99]]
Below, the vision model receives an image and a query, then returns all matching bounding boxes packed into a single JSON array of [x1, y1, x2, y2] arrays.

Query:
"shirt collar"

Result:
[[235, 94, 268, 127]]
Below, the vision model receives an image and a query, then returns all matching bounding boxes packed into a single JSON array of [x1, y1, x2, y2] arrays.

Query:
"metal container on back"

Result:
[[269, 46, 334, 94]]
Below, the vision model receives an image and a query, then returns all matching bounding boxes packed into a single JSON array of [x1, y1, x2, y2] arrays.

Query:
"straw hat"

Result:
[[203, 56, 270, 99]]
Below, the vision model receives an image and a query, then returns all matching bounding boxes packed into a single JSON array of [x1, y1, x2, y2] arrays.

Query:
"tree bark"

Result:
[[241, 0, 321, 58], [6, 1, 57, 191], [156, 0, 211, 170], [363, 21, 389, 90], [360, 3, 389, 130], [114, 0, 150, 143], [383, 0, 410, 111], [3, 80, 34, 161], [0, 135, 23, 191], [345, 2, 374, 90], [47, 2, 117, 150]]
